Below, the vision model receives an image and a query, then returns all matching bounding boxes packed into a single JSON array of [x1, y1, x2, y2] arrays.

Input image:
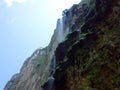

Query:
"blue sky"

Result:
[[0, 0, 81, 90]]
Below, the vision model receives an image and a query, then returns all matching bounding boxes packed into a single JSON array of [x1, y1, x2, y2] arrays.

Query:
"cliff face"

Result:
[[54, 0, 120, 90], [4, 0, 120, 90], [4, 48, 51, 90]]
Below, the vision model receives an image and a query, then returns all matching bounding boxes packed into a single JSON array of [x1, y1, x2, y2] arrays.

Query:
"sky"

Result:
[[0, 0, 81, 90]]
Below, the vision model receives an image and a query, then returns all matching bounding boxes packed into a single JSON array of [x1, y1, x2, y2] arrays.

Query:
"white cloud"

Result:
[[4, 0, 32, 7], [15, 0, 27, 3], [4, 0, 13, 7]]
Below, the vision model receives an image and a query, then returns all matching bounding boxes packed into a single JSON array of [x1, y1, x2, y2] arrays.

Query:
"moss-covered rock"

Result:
[[54, 0, 120, 90]]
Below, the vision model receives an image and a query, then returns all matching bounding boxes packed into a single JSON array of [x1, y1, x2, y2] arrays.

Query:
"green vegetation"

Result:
[[54, 0, 120, 90]]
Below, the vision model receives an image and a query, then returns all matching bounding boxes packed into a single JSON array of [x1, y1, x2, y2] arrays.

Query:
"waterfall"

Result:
[[53, 56, 56, 74], [44, 56, 56, 90], [57, 17, 70, 42], [58, 19, 64, 42], [44, 16, 70, 90]]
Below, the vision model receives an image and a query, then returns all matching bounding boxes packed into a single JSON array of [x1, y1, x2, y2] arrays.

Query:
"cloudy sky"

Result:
[[0, 0, 81, 89]]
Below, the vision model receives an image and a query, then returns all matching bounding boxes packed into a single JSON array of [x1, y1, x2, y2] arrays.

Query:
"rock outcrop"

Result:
[[54, 0, 120, 90], [4, 0, 120, 90]]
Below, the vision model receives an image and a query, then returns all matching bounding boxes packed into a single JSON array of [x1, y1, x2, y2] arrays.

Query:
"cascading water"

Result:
[[57, 16, 70, 42], [44, 16, 70, 90], [53, 56, 56, 74], [44, 56, 56, 90], [58, 19, 64, 42]]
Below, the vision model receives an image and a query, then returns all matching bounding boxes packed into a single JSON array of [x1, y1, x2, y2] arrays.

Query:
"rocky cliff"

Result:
[[4, 0, 120, 90]]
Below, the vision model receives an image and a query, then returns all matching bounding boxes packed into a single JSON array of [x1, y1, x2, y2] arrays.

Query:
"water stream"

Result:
[[58, 19, 64, 42], [44, 56, 56, 90], [57, 17, 70, 42], [44, 16, 70, 90]]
